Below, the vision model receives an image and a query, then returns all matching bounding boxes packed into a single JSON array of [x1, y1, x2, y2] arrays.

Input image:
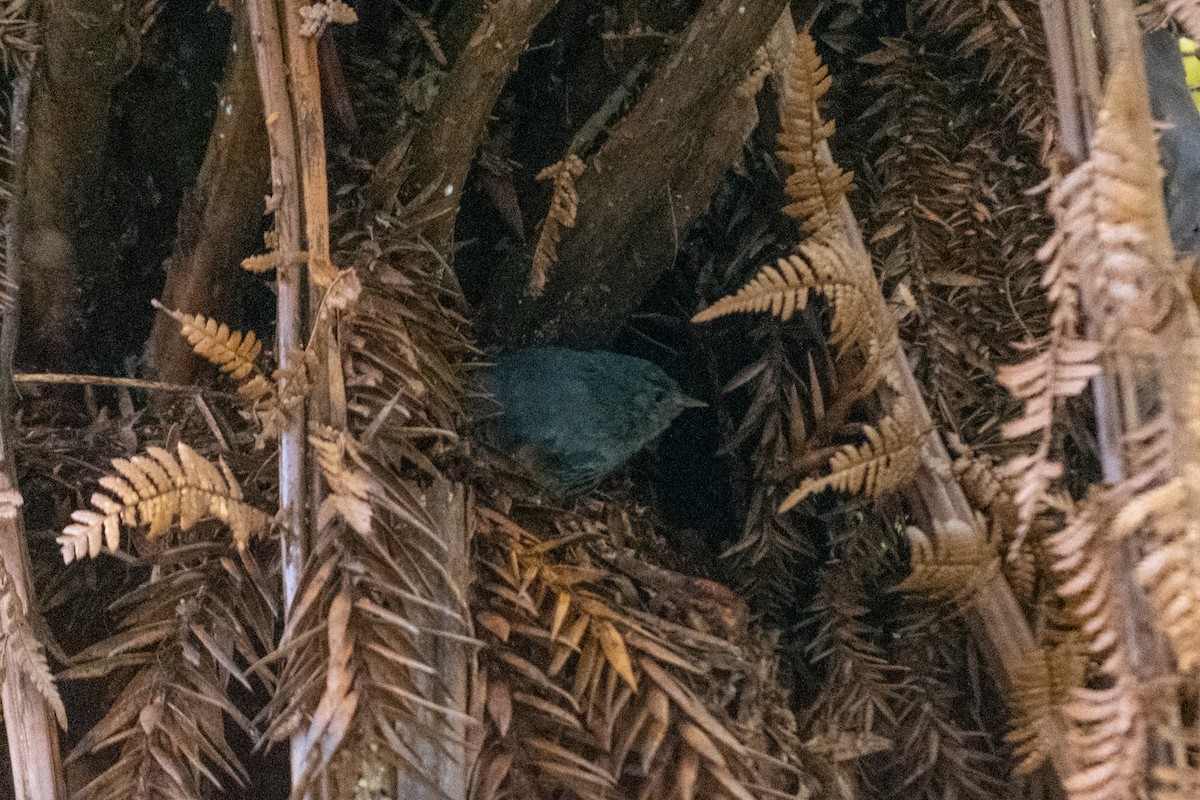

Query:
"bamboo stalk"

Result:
[[244, 0, 310, 784]]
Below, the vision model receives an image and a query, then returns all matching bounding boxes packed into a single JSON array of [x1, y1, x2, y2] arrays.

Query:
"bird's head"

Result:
[[631, 369, 707, 433]]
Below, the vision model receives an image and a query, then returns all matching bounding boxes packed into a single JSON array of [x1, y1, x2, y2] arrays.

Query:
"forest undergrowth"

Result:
[[0, 0, 1198, 799]]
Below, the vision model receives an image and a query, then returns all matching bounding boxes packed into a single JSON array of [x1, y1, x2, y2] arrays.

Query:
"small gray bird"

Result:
[[474, 347, 705, 495]]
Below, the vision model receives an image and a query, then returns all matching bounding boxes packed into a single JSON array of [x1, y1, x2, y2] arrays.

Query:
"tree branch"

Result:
[[17, 0, 131, 370], [368, 0, 560, 225], [480, 0, 788, 347], [1, 63, 67, 800], [146, 10, 270, 385]]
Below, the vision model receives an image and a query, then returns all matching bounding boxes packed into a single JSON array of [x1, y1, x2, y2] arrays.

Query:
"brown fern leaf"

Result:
[[882, 611, 1010, 799], [529, 154, 585, 297], [1088, 60, 1180, 337], [865, 37, 1054, 455], [1112, 465, 1200, 671], [1060, 677, 1147, 800], [915, 0, 1055, 145], [149, 300, 281, 440], [998, 152, 1102, 551], [57, 442, 272, 562], [897, 517, 999, 603], [1006, 631, 1088, 774], [1051, 495, 1126, 663], [310, 424, 374, 535], [341, 207, 472, 472], [998, 62, 1171, 545], [693, 236, 874, 347], [0, 557, 67, 729], [780, 403, 922, 511], [474, 506, 814, 800], [60, 542, 276, 800], [152, 300, 266, 382], [262, 465, 472, 795], [718, 328, 822, 617], [1153, 763, 1200, 800], [1048, 492, 1147, 800], [777, 29, 855, 236], [1122, 416, 1175, 495], [261, 185, 476, 793], [804, 538, 902, 740], [948, 445, 1052, 602], [697, 30, 880, 367], [241, 252, 280, 273], [998, 339, 1102, 442], [180, 314, 263, 380]]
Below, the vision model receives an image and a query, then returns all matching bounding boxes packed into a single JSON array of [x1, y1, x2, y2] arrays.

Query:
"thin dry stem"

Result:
[[244, 0, 310, 784], [0, 60, 66, 800]]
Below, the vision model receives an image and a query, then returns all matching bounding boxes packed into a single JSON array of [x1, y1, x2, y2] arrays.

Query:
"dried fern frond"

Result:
[[1047, 492, 1147, 800], [61, 542, 276, 800], [1087, 59, 1181, 336], [997, 337, 1100, 554], [341, 205, 473, 471], [718, 327, 822, 617], [152, 299, 285, 439], [529, 154, 585, 297], [780, 402, 922, 511], [693, 235, 874, 348], [878, 611, 1008, 800], [1111, 464, 1200, 671], [474, 506, 814, 800], [916, 0, 1055, 145], [262, 473, 474, 796], [0, 0, 36, 75], [1153, 763, 1200, 800], [998, 339, 1102, 442], [152, 301, 265, 382], [310, 424, 374, 536], [1006, 629, 1088, 774], [261, 193, 476, 793], [1059, 675, 1147, 800], [865, 36, 1054, 456], [777, 29, 855, 235], [947, 445, 1054, 603], [898, 517, 999, 603], [803, 535, 901, 744], [0, 555, 67, 730], [697, 29, 883, 386], [998, 144, 1102, 552], [57, 442, 272, 562]]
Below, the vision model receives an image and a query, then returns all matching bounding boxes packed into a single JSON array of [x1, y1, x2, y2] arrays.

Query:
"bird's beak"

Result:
[[679, 396, 708, 409]]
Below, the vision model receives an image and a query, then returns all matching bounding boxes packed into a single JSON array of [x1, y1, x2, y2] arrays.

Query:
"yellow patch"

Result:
[[1182, 36, 1200, 113]]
